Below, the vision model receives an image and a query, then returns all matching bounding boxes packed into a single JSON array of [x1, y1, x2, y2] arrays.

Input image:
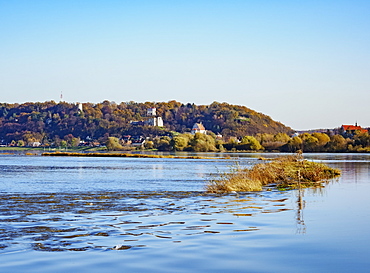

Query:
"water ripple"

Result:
[[0, 191, 291, 253]]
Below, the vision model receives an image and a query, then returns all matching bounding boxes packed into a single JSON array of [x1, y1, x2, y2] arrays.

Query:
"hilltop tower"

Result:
[[147, 107, 156, 116], [77, 103, 83, 113]]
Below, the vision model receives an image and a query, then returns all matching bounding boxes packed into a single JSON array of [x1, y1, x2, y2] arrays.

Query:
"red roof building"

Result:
[[341, 124, 368, 134]]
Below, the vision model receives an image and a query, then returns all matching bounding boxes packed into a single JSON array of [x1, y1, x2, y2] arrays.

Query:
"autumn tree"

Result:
[[310, 132, 330, 151], [171, 133, 192, 151], [17, 140, 25, 147], [327, 135, 347, 152], [106, 137, 123, 151], [282, 136, 303, 152], [156, 136, 172, 151], [0, 100, 294, 146], [190, 133, 217, 152], [354, 132, 370, 148], [257, 133, 289, 151], [238, 136, 263, 151], [299, 133, 319, 152]]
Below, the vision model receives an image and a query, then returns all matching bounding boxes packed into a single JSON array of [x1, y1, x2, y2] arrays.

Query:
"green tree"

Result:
[[60, 140, 67, 148], [238, 136, 263, 151], [144, 140, 154, 149], [71, 137, 80, 147], [106, 137, 123, 151], [223, 137, 238, 151], [308, 132, 330, 151], [257, 133, 289, 151], [171, 133, 193, 151], [283, 136, 303, 152], [17, 140, 25, 147], [354, 132, 370, 148], [274, 133, 290, 143], [190, 133, 217, 152], [172, 136, 189, 151], [312, 133, 330, 146], [300, 133, 319, 152], [218, 143, 226, 152], [156, 136, 172, 151], [327, 135, 347, 152]]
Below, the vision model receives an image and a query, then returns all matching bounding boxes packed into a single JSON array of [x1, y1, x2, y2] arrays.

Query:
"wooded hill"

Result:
[[0, 100, 293, 145]]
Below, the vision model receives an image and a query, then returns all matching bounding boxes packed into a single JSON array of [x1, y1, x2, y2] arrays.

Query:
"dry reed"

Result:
[[206, 154, 341, 193]]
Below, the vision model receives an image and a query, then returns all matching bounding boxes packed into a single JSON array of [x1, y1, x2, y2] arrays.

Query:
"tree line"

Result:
[[105, 130, 370, 153], [2, 100, 368, 153], [0, 100, 293, 146]]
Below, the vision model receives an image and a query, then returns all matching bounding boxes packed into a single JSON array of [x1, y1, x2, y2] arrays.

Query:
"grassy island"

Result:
[[206, 154, 341, 193]]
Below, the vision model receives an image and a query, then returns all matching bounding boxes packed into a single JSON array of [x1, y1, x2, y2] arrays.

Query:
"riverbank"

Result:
[[0, 146, 104, 152], [41, 151, 219, 159], [1, 146, 370, 154]]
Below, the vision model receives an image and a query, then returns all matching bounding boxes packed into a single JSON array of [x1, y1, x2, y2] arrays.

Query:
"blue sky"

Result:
[[1, 0, 369, 130]]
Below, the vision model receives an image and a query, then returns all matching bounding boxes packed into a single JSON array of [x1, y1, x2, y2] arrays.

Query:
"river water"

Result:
[[0, 153, 369, 272]]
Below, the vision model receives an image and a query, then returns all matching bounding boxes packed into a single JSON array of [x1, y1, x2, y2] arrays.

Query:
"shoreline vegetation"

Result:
[[206, 154, 341, 193], [0, 100, 369, 153], [41, 151, 218, 160], [2, 142, 370, 154]]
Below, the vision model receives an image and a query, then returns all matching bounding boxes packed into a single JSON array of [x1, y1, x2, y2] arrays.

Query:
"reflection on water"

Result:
[[295, 189, 306, 234], [334, 161, 370, 183], [0, 190, 292, 252], [304, 153, 370, 183]]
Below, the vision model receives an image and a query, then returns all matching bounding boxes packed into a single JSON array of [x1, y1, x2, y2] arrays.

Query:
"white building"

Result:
[[191, 123, 206, 134], [147, 107, 157, 116], [145, 117, 163, 127], [77, 103, 83, 112], [156, 117, 164, 127]]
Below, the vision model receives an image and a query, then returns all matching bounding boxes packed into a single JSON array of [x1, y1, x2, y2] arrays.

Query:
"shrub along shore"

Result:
[[41, 151, 216, 160], [206, 154, 341, 193]]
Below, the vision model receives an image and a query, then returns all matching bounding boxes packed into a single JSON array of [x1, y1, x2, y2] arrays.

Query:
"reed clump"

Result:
[[206, 154, 341, 193]]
